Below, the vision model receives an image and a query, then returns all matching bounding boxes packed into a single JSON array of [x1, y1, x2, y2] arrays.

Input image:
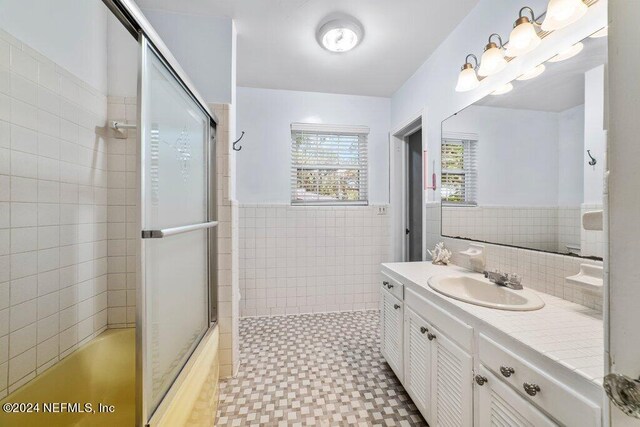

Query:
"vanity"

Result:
[[380, 261, 604, 427]]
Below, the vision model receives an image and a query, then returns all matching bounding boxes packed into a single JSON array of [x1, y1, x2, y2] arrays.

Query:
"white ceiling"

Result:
[[135, 0, 479, 97]]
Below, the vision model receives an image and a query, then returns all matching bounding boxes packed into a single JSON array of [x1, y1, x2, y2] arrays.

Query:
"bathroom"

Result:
[[0, 0, 638, 426]]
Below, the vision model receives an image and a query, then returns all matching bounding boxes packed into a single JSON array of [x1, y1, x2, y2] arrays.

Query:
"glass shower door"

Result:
[[138, 36, 214, 422]]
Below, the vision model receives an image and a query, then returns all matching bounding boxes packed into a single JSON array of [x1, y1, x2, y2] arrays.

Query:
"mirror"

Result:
[[441, 30, 607, 259]]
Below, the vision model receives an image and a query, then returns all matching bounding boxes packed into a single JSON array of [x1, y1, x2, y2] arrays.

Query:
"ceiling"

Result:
[[135, 0, 479, 97]]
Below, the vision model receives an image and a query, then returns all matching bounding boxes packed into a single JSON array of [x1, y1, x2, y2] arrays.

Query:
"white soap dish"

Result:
[[565, 264, 604, 294], [459, 243, 485, 273], [583, 210, 603, 231]]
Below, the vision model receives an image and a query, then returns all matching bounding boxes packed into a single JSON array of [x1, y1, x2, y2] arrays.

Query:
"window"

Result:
[[441, 136, 477, 205], [291, 123, 369, 205]]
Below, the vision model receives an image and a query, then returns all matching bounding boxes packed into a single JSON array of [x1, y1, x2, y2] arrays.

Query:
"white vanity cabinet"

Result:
[[380, 285, 404, 381]]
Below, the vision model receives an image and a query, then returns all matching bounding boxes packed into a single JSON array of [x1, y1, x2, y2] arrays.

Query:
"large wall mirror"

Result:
[[441, 29, 607, 259]]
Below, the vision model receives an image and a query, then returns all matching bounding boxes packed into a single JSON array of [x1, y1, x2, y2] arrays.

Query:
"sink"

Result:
[[428, 275, 545, 311]]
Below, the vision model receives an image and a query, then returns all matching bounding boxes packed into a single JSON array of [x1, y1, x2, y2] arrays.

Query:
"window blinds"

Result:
[[441, 138, 477, 205], [291, 123, 369, 205]]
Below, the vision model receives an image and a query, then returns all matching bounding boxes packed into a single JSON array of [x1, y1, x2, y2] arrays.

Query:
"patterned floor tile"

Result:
[[217, 311, 427, 426]]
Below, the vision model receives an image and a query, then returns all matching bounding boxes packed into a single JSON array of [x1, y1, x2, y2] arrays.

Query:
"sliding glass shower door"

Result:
[[138, 36, 215, 422]]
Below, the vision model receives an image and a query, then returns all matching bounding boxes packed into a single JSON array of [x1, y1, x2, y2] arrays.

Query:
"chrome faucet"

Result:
[[483, 270, 523, 290]]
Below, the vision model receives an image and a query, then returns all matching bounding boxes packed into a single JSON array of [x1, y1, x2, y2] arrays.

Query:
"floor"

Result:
[[216, 310, 427, 426]]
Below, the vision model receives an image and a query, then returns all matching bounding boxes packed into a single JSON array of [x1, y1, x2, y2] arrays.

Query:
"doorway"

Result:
[[406, 129, 423, 261]]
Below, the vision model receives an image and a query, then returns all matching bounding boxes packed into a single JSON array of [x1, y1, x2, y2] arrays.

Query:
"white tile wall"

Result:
[[106, 97, 137, 328], [427, 203, 603, 311], [239, 204, 392, 317], [581, 204, 605, 259], [0, 29, 109, 397]]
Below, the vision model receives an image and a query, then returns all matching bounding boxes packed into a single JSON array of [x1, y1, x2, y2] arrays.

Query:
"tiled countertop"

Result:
[[381, 261, 605, 386]]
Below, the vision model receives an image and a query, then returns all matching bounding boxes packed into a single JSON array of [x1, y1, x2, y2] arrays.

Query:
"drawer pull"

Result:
[[427, 332, 436, 341], [475, 375, 488, 386], [383, 281, 389, 288], [420, 326, 428, 334], [500, 366, 515, 378], [523, 382, 541, 396], [388, 283, 394, 289], [394, 304, 401, 310]]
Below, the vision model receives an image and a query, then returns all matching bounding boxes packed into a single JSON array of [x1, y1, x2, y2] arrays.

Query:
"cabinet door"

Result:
[[430, 325, 473, 427], [380, 288, 403, 380], [404, 307, 433, 422], [476, 365, 557, 427]]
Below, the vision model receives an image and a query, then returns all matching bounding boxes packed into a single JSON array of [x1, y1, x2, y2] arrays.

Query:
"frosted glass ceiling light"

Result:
[[590, 27, 608, 38], [548, 42, 584, 62], [317, 18, 364, 53], [517, 63, 546, 81], [491, 82, 514, 96], [455, 54, 480, 92], [478, 34, 507, 77], [541, 0, 588, 31], [505, 7, 542, 58]]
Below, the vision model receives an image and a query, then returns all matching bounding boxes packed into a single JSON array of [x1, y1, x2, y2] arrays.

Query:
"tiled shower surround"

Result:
[[239, 204, 392, 317], [428, 203, 604, 311]]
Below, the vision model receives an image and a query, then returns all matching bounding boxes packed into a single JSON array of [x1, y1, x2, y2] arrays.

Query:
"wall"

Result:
[[140, 9, 234, 104], [558, 104, 585, 206], [584, 65, 606, 205]]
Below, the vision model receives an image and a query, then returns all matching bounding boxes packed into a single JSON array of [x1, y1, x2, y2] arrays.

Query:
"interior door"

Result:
[[407, 129, 423, 261]]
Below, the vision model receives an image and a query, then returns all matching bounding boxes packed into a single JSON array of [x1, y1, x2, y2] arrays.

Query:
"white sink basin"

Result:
[[428, 275, 545, 311]]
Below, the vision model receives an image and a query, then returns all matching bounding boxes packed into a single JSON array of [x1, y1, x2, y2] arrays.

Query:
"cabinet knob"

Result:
[[427, 332, 436, 341], [394, 304, 401, 310], [500, 366, 515, 378], [475, 375, 488, 386], [388, 283, 394, 289], [383, 281, 389, 288], [523, 382, 541, 396], [420, 326, 428, 334]]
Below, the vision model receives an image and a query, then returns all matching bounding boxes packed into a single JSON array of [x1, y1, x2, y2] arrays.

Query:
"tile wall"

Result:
[[581, 204, 605, 259], [0, 29, 109, 396], [239, 204, 392, 317]]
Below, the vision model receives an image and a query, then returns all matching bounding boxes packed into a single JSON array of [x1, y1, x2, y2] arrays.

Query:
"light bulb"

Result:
[[322, 28, 358, 52], [491, 83, 513, 96], [517, 64, 546, 81], [505, 17, 541, 58], [548, 42, 584, 62], [455, 64, 480, 92], [478, 43, 507, 77], [541, 0, 588, 32]]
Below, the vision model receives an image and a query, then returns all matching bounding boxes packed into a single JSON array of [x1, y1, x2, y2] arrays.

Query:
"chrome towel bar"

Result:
[[141, 221, 218, 239]]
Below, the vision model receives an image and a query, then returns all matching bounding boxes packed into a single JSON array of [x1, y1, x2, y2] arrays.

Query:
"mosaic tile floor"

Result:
[[217, 310, 427, 426]]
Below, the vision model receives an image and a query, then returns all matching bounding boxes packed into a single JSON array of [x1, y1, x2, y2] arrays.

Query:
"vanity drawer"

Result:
[[478, 334, 601, 427], [381, 273, 404, 301]]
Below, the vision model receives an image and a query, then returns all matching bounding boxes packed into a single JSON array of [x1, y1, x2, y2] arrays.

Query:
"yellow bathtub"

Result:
[[0, 328, 136, 427]]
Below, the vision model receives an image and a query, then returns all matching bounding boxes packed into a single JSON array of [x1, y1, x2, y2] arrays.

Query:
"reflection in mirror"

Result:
[[441, 30, 607, 259]]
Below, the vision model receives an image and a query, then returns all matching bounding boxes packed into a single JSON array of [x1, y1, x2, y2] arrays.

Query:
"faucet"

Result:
[[483, 270, 523, 290]]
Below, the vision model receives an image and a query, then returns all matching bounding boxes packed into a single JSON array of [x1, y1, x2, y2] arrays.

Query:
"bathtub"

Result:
[[0, 328, 135, 427]]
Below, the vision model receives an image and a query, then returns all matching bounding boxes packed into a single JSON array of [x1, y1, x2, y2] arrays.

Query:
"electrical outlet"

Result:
[[376, 206, 388, 215]]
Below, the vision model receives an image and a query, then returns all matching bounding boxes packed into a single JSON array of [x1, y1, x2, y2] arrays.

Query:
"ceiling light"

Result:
[[478, 34, 507, 77], [491, 83, 514, 96], [317, 18, 363, 53], [505, 7, 542, 58], [590, 27, 608, 38], [541, 0, 588, 31], [517, 64, 546, 81], [455, 54, 480, 92], [548, 42, 584, 62]]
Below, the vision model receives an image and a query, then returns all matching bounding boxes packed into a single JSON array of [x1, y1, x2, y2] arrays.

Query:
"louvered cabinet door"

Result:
[[403, 308, 433, 422], [380, 288, 403, 380], [476, 365, 557, 427], [430, 326, 473, 427]]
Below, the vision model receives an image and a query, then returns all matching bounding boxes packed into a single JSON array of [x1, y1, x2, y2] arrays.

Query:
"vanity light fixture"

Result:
[[455, 54, 480, 92], [516, 63, 546, 81], [548, 42, 584, 62], [491, 82, 514, 96], [317, 18, 364, 53], [505, 7, 542, 58], [590, 27, 608, 38], [478, 34, 508, 77], [541, 0, 588, 32]]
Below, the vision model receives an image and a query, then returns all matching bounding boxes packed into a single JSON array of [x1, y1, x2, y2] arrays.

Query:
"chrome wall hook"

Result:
[[587, 149, 597, 166], [232, 131, 245, 151]]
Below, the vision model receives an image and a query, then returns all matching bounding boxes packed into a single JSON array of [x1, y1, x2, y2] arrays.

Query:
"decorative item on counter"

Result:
[[428, 242, 452, 265]]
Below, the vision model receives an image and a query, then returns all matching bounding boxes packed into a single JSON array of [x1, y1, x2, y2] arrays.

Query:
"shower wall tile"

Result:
[[0, 28, 109, 398]]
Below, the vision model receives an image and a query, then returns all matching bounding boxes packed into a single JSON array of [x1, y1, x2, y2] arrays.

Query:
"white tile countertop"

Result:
[[381, 261, 605, 386]]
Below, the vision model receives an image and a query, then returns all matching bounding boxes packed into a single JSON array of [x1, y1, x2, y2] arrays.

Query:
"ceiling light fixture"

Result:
[[516, 64, 546, 81], [491, 83, 514, 96], [478, 34, 507, 77], [548, 42, 584, 62], [455, 54, 480, 92], [541, 0, 588, 31], [317, 18, 364, 53], [590, 27, 608, 38], [505, 7, 542, 58]]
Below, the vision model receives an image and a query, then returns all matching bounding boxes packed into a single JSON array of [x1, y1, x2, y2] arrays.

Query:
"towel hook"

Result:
[[587, 150, 597, 166], [232, 131, 245, 151]]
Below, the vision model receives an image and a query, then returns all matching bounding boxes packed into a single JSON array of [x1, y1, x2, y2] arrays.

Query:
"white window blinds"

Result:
[[291, 123, 369, 205], [441, 137, 477, 205]]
